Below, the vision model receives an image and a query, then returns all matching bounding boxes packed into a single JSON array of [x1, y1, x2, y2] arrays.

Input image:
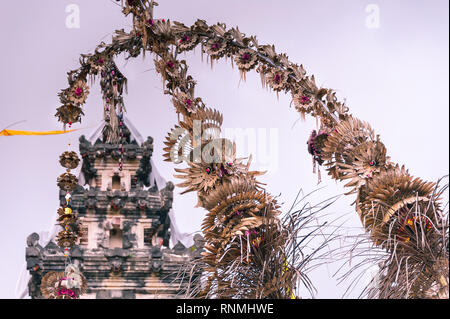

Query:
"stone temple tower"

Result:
[[25, 120, 203, 299]]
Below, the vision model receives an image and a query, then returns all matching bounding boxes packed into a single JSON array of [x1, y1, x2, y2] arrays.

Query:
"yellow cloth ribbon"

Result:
[[0, 129, 77, 136], [282, 259, 296, 299]]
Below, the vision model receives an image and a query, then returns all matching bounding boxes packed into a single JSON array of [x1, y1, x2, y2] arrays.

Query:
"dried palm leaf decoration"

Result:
[[41, 264, 87, 299], [51, 0, 447, 299]]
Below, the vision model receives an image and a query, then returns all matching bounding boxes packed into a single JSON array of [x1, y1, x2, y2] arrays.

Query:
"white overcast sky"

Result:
[[0, 0, 448, 298]]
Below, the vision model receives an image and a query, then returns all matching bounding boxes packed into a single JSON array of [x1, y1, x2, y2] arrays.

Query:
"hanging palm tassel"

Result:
[[312, 156, 316, 174], [246, 232, 250, 263], [317, 166, 322, 184], [240, 234, 243, 264], [41, 146, 87, 299]]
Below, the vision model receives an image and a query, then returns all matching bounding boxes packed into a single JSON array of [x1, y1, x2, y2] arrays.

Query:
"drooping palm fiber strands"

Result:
[[172, 190, 342, 299], [333, 177, 448, 299]]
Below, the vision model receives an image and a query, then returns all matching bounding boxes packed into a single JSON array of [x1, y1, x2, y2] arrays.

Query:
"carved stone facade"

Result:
[[25, 123, 203, 299]]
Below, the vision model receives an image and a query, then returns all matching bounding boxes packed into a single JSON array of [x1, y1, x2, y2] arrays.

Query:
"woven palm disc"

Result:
[[356, 165, 436, 244]]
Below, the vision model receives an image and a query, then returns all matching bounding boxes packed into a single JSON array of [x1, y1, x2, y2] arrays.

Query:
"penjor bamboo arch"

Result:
[[48, 0, 448, 299]]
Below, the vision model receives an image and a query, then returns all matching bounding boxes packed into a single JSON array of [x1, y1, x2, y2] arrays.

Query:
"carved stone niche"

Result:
[[109, 222, 123, 249], [122, 221, 135, 249], [142, 225, 155, 247], [97, 217, 135, 250], [107, 169, 126, 192], [140, 219, 163, 248], [97, 219, 113, 249]]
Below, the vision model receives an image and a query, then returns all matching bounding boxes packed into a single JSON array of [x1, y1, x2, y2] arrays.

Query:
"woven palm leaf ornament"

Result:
[[41, 265, 88, 299], [51, 0, 447, 298]]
